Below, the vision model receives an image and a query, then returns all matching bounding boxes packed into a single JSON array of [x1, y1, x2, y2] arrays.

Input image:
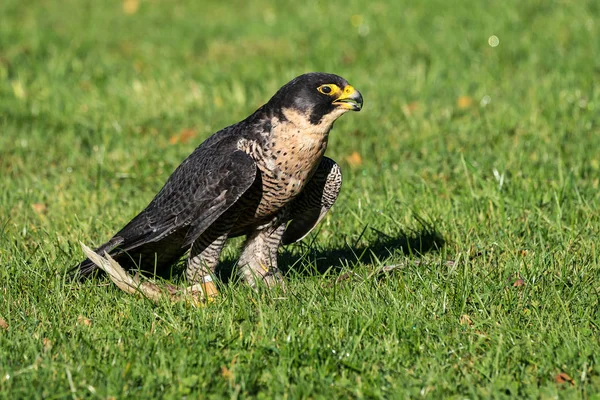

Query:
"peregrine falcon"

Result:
[[72, 72, 363, 296]]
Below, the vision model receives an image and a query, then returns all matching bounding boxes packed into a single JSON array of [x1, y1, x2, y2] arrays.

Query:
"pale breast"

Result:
[[259, 129, 327, 213], [246, 110, 333, 220], [235, 107, 336, 226]]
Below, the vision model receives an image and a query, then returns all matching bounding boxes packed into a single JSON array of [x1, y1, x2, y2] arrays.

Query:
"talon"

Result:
[[259, 262, 270, 273], [201, 281, 219, 300]]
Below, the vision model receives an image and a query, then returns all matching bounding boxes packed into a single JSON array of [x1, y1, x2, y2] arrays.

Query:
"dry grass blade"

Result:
[[79, 243, 216, 304]]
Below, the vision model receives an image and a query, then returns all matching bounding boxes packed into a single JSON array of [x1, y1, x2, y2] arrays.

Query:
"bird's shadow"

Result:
[[213, 224, 445, 284]]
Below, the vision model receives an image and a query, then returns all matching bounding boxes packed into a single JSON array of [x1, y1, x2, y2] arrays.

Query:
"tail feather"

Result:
[[69, 237, 124, 280]]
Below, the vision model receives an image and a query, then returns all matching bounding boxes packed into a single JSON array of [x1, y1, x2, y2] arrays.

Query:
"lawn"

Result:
[[1, 0, 600, 398]]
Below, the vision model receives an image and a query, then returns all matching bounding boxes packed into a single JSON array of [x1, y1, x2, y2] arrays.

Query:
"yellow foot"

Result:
[[200, 281, 219, 301]]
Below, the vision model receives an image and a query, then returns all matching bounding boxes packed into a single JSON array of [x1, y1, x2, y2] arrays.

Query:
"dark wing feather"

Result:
[[116, 147, 256, 250], [281, 208, 327, 245], [73, 133, 257, 278]]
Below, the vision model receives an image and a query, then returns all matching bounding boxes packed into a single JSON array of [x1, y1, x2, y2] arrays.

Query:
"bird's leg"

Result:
[[186, 230, 229, 297], [237, 223, 286, 289]]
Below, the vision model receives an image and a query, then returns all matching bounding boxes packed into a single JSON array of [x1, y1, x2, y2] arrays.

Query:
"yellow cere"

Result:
[[339, 85, 356, 100]]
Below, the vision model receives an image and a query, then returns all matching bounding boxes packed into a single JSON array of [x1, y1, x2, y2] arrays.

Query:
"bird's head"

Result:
[[267, 72, 363, 127]]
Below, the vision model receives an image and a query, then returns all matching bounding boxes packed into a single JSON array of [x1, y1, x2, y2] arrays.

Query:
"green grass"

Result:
[[1, 0, 600, 398]]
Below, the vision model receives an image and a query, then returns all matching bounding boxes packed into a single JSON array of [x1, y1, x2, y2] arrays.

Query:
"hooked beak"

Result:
[[333, 85, 363, 111]]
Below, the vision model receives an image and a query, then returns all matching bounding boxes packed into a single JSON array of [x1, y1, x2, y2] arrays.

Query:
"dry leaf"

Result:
[[555, 372, 575, 385], [0, 317, 8, 330], [459, 314, 473, 326], [221, 356, 236, 381], [32, 203, 47, 214], [178, 129, 196, 144], [336, 272, 354, 283], [401, 101, 419, 116], [123, 0, 140, 14], [221, 366, 233, 381], [169, 129, 197, 145], [457, 96, 473, 109], [345, 151, 362, 167], [327, 271, 361, 287], [513, 278, 525, 287], [77, 315, 92, 327], [341, 52, 356, 65], [42, 338, 52, 352]]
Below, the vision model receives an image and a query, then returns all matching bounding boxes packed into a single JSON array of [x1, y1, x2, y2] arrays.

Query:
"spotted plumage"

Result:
[[72, 72, 363, 291]]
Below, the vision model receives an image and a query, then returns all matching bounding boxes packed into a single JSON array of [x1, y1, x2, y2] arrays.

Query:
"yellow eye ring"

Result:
[[317, 84, 337, 95]]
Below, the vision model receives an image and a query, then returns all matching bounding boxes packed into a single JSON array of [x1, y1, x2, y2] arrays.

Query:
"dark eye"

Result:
[[318, 84, 337, 95], [318, 84, 338, 95]]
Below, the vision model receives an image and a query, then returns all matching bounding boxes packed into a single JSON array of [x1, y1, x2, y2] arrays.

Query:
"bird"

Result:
[[72, 72, 363, 294]]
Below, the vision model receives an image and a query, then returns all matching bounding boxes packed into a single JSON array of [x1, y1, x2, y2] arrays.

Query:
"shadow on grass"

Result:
[[78, 223, 444, 286], [214, 224, 445, 283]]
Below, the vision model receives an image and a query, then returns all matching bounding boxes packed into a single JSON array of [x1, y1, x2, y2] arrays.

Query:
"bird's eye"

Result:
[[318, 84, 337, 95]]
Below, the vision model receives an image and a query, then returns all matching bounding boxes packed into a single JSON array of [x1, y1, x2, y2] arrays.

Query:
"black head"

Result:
[[267, 72, 363, 125]]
